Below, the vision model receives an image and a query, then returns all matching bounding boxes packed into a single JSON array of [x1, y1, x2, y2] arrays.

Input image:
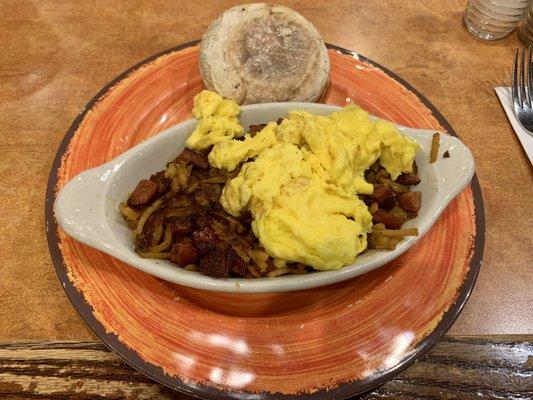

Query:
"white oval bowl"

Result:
[[54, 103, 474, 293]]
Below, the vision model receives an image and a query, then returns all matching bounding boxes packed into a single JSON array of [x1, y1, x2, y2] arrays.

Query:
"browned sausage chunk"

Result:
[[395, 172, 420, 186], [128, 179, 158, 206], [248, 123, 267, 136], [197, 244, 246, 278], [192, 225, 219, 252], [149, 171, 171, 193], [371, 185, 395, 209], [397, 191, 421, 213], [193, 185, 222, 206], [168, 215, 195, 236], [164, 193, 192, 209], [373, 209, 405, 229], [227, 247, 247, 277], [178, 148, 210, 170], [135, 214, 161, 251], [169, 238, 199, 266], [198, 245, 229, 278]]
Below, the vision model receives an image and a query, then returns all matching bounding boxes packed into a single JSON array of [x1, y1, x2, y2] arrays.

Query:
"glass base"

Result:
[[463, 13, 511, 41]]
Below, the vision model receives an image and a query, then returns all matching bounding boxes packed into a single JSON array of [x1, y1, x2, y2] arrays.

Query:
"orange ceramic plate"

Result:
[[46, 42, 484, 399]]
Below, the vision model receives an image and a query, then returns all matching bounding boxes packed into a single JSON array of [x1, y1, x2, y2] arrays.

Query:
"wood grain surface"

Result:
[[0, 336, 531, 399]]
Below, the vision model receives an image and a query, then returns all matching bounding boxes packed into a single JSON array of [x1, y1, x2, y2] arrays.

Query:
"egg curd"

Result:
[[185, 90, 419, 271]]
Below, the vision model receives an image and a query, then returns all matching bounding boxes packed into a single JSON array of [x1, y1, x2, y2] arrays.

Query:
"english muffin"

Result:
[[199, 3, 330, 105]]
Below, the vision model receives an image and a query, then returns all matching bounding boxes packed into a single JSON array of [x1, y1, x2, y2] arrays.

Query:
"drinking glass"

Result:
[[518, 4, 533, 45], [464, 0, 530, 40]]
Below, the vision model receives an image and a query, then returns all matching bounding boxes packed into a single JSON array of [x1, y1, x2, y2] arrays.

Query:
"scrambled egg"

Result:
[[185, 90, 244, 149], [208, 122, 278, 171], [186, 90, 419, 270]]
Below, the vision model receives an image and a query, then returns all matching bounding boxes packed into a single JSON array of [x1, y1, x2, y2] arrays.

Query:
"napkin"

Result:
[[494, 87, 533, 165]]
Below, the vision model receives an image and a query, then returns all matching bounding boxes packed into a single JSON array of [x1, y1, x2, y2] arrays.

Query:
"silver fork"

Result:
[[512, 46, 533, 135]]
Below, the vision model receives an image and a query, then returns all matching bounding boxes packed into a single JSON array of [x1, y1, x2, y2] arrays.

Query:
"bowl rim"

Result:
[[45, 41, 486, 399]]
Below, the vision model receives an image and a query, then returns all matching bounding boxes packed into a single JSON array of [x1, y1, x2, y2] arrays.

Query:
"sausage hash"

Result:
[[120, 125, 422, 278]]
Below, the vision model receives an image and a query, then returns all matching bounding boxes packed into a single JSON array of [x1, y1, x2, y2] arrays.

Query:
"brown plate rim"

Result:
[[45, 40, 486, 400]]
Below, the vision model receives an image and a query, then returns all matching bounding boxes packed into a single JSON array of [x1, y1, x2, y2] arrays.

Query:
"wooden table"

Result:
[[0, 0, 531, 398]]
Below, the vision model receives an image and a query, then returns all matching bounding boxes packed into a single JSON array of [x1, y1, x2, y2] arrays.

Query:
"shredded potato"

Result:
[[151, 224, 163, 246], [290, 264, 308, 275], [267, 267, 292, 277], [246, 264, 262, 278], [134, 198, 164, 240], [176, 164, 193, 186], [232, 244, 251, 263], [164, 209, 196, 218], [430, 132, 440, 163], [378, 178, 408, 193], [166, 162, 193, 193], [148, 226, 172, 252], [119, 202, 139, 228], [170, 176, 181, 193], [247, 249, 269, 271], [373, 227, 419, 238], [369, 233, 399, 250], [203, 177, 228, 184], [138, 251, 170, 259], [164, 162, 179, 179]]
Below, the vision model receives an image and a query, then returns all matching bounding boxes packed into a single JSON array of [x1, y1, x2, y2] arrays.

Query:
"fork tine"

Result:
[[527, 46, 533, 108], [523, 46, 528, 106], [520, 46, 527, 108], [513, 47, 521, 109]]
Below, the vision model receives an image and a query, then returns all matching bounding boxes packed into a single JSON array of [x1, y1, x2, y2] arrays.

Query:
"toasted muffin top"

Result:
[[199, 3, 330, 105]]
